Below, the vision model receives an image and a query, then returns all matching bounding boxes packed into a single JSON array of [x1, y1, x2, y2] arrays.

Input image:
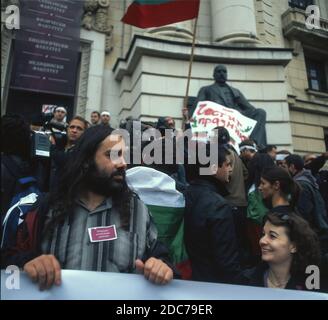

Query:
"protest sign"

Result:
[[191, 101, 257, 149], [1, 270, 327, 300]]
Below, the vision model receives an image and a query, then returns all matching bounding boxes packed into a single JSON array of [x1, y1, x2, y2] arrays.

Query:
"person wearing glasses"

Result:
[[236, 211, 323, 290], [259, 166, 300, 215]]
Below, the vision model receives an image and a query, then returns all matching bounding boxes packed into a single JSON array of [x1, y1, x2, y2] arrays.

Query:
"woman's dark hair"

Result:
[[1, 114, 31, 160], [264, 212, 321, 278], [48, 125, 132, 231], [261, 166, 300, 209]]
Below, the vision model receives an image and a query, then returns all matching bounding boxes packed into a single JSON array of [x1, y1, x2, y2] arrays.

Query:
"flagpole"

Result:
[[182, 16, 198, 129]]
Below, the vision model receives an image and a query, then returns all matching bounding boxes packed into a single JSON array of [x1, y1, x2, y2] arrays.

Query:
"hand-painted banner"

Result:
[[11, 0, 83, 96], [1, 270, 327, 300], [191, 101, 257, 147]]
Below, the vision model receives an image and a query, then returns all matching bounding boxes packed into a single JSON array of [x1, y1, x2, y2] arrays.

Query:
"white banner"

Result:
[[191, 101, 257, 149], [1, 270, 327, 300]]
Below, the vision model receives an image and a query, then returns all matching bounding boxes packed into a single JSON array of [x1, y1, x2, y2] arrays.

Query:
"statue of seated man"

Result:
[[194, 64, 267, 146]]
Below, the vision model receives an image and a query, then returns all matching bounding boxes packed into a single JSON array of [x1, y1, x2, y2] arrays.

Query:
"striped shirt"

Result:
[[41, 195, 158, 273]]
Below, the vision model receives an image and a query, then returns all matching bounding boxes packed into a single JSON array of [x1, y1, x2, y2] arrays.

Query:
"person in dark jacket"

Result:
[[304, 153, 328, 217], [1, 114, 32, 220], [285, 155, 328, 235], [237, 211, 325, 291], [304, 152, 328, 177], [184, 143, 241, 283], [49, 116, 88, 191], [286, 155, 328, 257], [212, 127, 249, 267]]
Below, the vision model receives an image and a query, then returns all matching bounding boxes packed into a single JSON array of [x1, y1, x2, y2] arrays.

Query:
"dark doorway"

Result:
[[4, 39, 81, 124], [6, 88, 75, 123]]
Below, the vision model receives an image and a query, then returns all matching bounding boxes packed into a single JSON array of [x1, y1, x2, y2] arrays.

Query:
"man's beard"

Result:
[[83, 164, 127, 198]]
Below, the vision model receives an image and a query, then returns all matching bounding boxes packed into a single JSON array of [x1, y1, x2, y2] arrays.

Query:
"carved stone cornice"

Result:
[[76, 41, 91, 117], [82, 0, 113, 53]]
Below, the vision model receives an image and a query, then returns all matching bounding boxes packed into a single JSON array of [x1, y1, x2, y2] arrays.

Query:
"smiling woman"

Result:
[[236, 211, 324, 291]]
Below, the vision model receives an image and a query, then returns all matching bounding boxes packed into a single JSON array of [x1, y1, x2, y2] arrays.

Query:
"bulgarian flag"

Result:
[[126, 166, 192, 280], [122, 0, 200, 28]]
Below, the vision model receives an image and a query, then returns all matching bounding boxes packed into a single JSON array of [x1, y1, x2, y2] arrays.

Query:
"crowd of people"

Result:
[[1, 107, 328, 293]]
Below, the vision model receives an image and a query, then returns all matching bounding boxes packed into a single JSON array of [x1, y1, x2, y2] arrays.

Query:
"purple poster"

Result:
[[11, 0, 83, 96]]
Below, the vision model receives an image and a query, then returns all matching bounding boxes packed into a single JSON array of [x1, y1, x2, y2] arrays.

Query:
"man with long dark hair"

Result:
[[3, 125, 174, 289]]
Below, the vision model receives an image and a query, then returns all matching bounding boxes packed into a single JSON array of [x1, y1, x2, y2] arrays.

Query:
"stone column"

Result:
[[211, 0, 258, 43]]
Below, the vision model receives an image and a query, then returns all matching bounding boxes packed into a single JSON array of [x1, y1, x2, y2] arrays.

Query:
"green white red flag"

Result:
[[121, 0, 200, 28]]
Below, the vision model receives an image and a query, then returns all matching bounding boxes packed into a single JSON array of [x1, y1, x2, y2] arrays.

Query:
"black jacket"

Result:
[[184, 178, 241, 283], [295, 170, 328, 231], [305, 155, 326, 176], [1, 154, 31, 220], [236, 263, 312, 291], [49, 144, 74, 192], [235, 262, 328, 292], [271, 205, 293, 215]]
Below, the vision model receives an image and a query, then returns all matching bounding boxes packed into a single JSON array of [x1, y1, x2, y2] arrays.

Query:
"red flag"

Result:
[[122, 0, 200, 29]]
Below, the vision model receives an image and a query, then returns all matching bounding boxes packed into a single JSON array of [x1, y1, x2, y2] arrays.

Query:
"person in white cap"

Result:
[[48, 106, 68, 133], [100, 111, 111, 126], [53, 106, 67, 123]]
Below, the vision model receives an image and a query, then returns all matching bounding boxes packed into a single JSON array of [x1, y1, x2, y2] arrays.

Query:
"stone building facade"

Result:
[[1, 0, 328, 153]]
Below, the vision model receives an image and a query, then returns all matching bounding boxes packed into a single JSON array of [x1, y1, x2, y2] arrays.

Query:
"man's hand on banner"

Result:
[[135, 258, 173, 285], [23, 254, 62, 290]]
